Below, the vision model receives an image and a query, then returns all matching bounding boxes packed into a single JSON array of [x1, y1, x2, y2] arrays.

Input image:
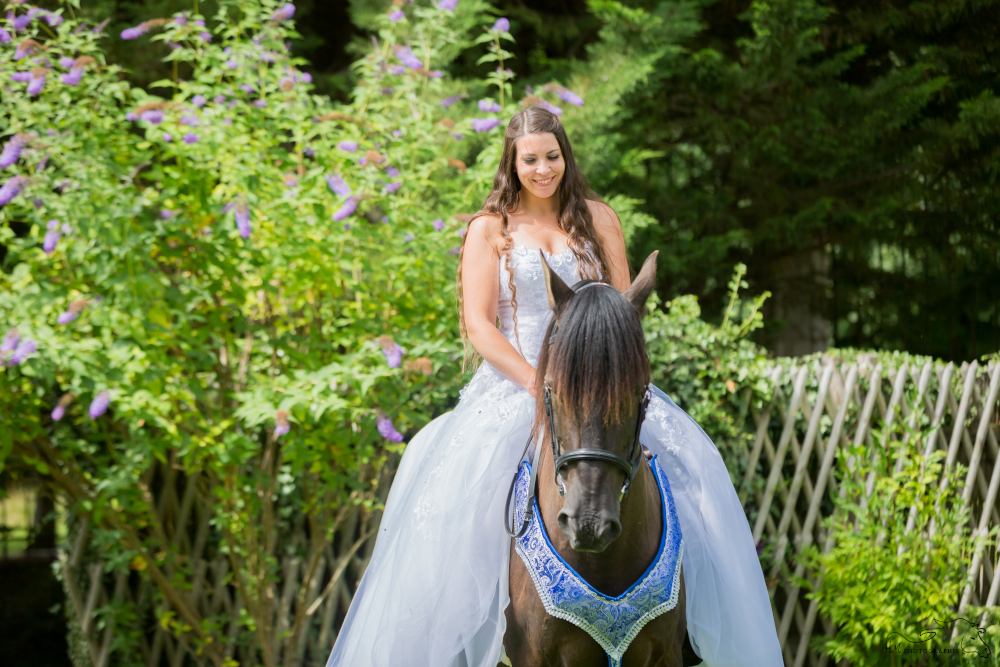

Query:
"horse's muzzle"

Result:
[[557, 510, 622, 552]]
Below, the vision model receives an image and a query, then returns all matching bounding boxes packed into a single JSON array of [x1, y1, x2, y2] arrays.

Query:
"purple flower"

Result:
[[183, 133, 198, 144], [235, 198, 251, 238], [337, 140, 358, 152], [439, 93, 467, 108], [284, 174, 298, 187], [437, 0, 457, 10], [140, 109, 164, 124], [126, 112, 138, 121], [272, 3, 296, 22], [428, 70, 443, 78], [253, 99, 267, 108], [213, 94, 226, 104], [10, 338, 37, 365], [174, 14, 188, 26], [60, 223, 73, 234], [223, 118, 232, 126], [538, 99, 562, 116], [160, 209, 173, 218], [13, 12, 34, 31], [1, 330, 20, 355], [450, 132, 464, 141], [392, 129, 403, 137], [192, 19, 206, 28], [10, 72, 32, 82], [0, 28, 10, 43], [226, 59, 237, 69], [554, 87, 584, 107], [343, 223, 352, 231], [478, 99, 501, 113], [180, 115, 199, 126], [274, 410, 290, 436], [358, 156, 368, 166], [492, 17, 510, 33], [382, 342, 403, 368], [304, 147, 315, 157], [192, 94, 206, 108], [395, 46, 423, 70], [0, 175, 28, 206], [449, 247, 461, 255], [433, 218, 445, 231], [326, 174, 351, 196], [27, 70, 46, 95], [279, 76, 294, 90], [199, 31, 211, 43], [0, 135, 26, 169], [472, 118, 501, 133], [298, 72, 313, 84], [222, 202, 234, 213], [51, 404, 65, 421], [259, 50, 278, 62], [239, 83, 255, 93], [383, 182, 401, 195], [57, 310, 78, 325], [389, 65, 406, 75], [59, 57, 76, 69], [163, 132, 172, 142], [332, 196, 357, 221], [43, 227, 60, 254], [60, 67, 83, 85], [46, 13, 62, 26], [403, 233, 415, 242], [377, 414, 404, 442], [120, 24, 148, 40], [389, 9, 404, 22], [384, 166, 400, 178], [88, 390, 110, 419]]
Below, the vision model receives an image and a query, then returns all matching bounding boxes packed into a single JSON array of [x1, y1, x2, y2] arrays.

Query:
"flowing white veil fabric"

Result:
[[327, 248, 781, 666]]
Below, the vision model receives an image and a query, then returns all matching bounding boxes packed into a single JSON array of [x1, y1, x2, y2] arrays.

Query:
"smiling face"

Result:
[[514, 132, 564, 201]]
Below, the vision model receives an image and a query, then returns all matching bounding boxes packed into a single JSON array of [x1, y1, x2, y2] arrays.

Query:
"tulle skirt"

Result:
[[327, 373, 782, 667]]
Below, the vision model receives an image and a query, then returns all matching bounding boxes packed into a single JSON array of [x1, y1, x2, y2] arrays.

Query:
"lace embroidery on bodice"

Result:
[[459, 245, 586, 407]]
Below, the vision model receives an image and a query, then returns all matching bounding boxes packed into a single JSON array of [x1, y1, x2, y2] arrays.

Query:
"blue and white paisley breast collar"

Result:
[[512, 455, 684, 667]]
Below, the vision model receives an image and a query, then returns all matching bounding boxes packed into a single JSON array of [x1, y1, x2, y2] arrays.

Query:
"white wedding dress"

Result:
[[327, 246, 782, 667]]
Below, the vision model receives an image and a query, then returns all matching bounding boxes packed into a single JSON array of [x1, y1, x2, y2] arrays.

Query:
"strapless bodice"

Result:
[[459, 245, 585, 404]]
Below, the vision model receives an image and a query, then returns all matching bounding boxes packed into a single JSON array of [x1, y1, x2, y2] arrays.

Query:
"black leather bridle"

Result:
[[504, 281, 651, 538]]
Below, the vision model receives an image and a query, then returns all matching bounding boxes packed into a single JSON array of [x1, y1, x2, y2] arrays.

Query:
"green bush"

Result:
[[800, 414, 983, 666]]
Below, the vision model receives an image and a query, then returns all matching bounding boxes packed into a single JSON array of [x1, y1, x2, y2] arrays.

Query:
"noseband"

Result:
[[505, 281, 651, 538]]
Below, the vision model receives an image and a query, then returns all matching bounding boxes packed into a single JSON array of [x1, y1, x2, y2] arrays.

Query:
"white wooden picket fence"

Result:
[[59, 352, 1000, 666]]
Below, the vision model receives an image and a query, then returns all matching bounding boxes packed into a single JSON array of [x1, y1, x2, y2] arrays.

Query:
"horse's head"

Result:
[[535, 251, 658, 553]]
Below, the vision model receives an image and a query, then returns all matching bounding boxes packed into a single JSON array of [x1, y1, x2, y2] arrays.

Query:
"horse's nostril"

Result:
[[600, 519, 622, 543], [557, 510, 572, 534]]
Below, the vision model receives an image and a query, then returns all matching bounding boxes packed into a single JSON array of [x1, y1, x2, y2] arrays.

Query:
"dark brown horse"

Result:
[[503, 252, 697, 667]]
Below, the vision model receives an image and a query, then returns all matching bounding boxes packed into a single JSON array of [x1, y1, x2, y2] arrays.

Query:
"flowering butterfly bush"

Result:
[[0, 0, 669, 661]]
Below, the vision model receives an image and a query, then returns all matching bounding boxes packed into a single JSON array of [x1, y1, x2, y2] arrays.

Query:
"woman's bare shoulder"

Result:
[[585, 199, 622, 235], [466, 212, 504, 254]]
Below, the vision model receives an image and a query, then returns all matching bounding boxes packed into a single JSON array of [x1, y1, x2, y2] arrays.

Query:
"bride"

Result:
[[327, 106, 782, 666]]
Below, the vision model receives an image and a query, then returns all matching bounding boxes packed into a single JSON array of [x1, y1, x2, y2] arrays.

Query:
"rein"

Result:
[[504, 281, 651, 538]]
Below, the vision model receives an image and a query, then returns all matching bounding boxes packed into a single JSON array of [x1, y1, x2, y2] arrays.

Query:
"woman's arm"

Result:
[[461, 215, 538, 395], [589, 201, 631, 292]]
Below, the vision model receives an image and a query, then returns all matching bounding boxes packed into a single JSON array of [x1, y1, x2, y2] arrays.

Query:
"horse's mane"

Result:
[[534, 280, 650, 437]]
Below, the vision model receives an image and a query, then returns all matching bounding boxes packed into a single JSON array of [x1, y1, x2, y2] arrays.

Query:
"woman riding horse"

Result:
[[327, 106, 782, 666]]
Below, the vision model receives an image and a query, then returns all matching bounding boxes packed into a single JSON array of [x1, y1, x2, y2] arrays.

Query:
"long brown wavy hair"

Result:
[[457, 106, 613, 368]]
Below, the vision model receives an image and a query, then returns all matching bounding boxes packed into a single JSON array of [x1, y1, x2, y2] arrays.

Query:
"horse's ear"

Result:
[[541, 251, 575, 311], [623, 251, 658, 313]]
